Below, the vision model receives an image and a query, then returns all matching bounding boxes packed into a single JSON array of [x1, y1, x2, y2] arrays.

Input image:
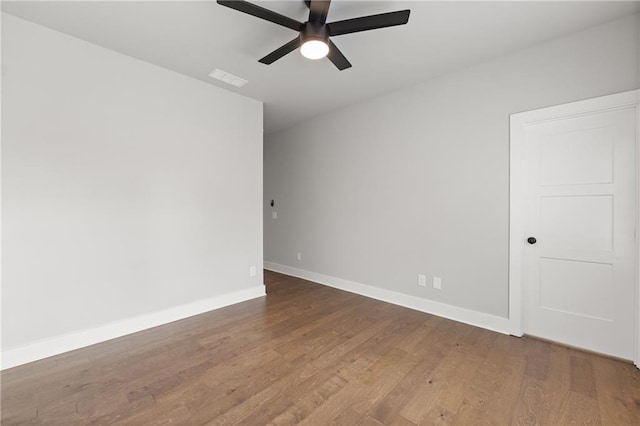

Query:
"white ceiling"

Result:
[[3, 1, 639, 134]]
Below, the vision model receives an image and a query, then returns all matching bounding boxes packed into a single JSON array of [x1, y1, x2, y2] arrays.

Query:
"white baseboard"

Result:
[[1, 286, 266, 370], [264, 262, 511, 335]]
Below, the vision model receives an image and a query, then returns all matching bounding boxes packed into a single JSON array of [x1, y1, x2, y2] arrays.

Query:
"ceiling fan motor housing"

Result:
[[300, 21, 329, 45]]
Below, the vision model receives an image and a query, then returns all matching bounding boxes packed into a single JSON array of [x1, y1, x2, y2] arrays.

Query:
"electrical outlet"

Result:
[[249, 266, 256, 277], [272, 211, 277, 219], [433, 276, 442, 290], [297, 252, 302, 261], [417, 274, 427, 287]]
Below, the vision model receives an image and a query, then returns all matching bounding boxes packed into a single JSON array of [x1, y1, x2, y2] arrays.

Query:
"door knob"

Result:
[[527, 237, 537, 245]]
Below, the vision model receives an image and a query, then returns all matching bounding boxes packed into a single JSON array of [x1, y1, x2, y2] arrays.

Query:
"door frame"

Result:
[[508, 89, 640, 366]]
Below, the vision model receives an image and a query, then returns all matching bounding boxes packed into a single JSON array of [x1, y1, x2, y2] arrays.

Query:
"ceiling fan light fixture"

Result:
[[301, 39, 329, 60], [299, 21, 330, 60], [217, 0, 411, 70]]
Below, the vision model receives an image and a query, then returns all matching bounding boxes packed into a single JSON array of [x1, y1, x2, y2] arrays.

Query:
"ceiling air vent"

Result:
[[208, 68, 248, 88]]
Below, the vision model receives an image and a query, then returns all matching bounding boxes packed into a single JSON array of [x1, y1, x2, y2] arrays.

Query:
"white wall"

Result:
[[1, 14, 263, 365], [264, 14, 640, 320]]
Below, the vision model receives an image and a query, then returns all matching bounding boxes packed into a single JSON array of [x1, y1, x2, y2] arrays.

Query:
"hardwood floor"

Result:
[[2, 271, 639, 425]]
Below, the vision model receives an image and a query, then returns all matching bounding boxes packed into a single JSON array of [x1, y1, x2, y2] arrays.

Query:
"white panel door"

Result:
[[522, 102, 636, 360]]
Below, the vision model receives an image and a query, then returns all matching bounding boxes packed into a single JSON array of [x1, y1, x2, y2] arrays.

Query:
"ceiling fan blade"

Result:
[[217, 0, 302, 31], [259, 38, 301, 64], [328, 10, 410, 36], [327, 40, 351, 71], [309, 0, 331, 24]]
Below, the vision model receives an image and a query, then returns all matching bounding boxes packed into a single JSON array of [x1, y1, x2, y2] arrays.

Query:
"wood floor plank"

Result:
[[512, 375, 545, 426], [399, 331, 482, 423], [297, 379, 369, 425], [369, 318, 463, 424], [591, 355, 640, 425], [538, 344, 572, 425], [267, 374, 348, 425], [453, 334, 520, 425], [2, 270, 639, 425], [569, 355, 597, 398]]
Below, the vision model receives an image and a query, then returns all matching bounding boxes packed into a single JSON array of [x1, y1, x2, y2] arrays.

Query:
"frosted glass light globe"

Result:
[[301, 40, 329, 60]]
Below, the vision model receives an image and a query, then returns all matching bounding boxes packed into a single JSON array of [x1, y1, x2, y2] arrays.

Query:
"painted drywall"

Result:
[[2, 14, 263, 354], [264, 14, 640, 318]]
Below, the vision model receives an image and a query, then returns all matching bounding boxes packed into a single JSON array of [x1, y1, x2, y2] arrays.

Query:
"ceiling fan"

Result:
[[217, 0, 411, 70]]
